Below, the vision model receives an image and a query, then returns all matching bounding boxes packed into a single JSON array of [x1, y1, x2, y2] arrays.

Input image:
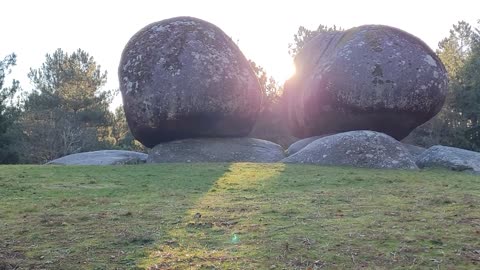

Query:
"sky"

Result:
[[1, 0, 479, 108]]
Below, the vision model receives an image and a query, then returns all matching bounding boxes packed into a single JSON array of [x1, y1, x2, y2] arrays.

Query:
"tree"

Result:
[[248, 60, 282, 112], [111, 106, 145, 152], [406, 20, 480, 150], [19, 49, 116, 163], [0, 53, 20, 163], [437, 21, 474, 80], [452, 23, 480, 149], [434, 21, 480, 149], [248, 60, 296, 147], [288, 24, 342, 58]]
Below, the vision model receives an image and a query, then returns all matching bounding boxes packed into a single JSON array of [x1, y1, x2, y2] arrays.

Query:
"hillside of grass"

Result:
[[0, 163, 479, 269]]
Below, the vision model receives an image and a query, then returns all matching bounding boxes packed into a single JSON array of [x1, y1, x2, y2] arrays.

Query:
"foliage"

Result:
[[111, 106, 146, 152], [288, 24, 342, 58], [454, 26, 480, 148], [248, 60, 282, 111], [406, 21, 480, 150], [0, 53, 20, 163], [0, 163, 479, 269], [247, 60, 296, 147], [18, 49, 117, 163]]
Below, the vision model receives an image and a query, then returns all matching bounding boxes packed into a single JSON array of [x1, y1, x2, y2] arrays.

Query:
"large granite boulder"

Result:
[[286, 136, 324, 156], [282, 131, 418, 169], [47, 150, 148, 165], [119, 17, 261, 148], [147, 138, 285, 163], [284, 25, 448, 140], [416, 145, 480, 174]]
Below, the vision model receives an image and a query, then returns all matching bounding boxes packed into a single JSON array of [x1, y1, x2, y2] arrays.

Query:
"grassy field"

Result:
[[0, 163, 479, 269]]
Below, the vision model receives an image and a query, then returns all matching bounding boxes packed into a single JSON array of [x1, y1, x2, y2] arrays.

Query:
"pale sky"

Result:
[[1, 0, 479, 108]]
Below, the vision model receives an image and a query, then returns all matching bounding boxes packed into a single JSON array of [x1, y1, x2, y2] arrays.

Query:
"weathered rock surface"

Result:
[[249, 102, 298, 149], [402, 143, 426, 158], [284, 25, 448, 140], [286, 136, 324, 156], [147, 138, 285, 163], [47, 150, 148, 165], [282, 131, 418, 169], [416, 145, 480, 174], [119, 17, 261, 147]]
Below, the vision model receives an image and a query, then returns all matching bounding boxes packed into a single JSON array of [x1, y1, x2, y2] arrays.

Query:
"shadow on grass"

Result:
[[1, 164, 479, 269], [0, 164, 231, 269], [138, 164, 480, 270], [139, 163, 286, 269]]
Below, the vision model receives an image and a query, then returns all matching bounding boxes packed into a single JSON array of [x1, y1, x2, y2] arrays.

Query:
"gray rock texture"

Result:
[[119, 17, 261, 148], [402, 143, 427, 158], [147, 137, 285, 163], [282, 131, 418, 169], [416, 145, 480, 174], [284, 25, 448, 140], [47, 150, 148, 165], [286, 136, 324, 156]]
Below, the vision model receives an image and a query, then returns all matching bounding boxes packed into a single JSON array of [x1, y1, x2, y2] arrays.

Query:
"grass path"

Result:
[[0, 164, 479, 269]]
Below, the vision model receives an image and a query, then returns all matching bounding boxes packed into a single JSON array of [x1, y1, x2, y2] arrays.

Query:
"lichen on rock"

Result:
[[118, 17, 262, 148], [284, 25, 448, 140]]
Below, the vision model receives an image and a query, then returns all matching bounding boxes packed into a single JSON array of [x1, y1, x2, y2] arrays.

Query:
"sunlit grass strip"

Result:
[[140, 163, 285, 269]]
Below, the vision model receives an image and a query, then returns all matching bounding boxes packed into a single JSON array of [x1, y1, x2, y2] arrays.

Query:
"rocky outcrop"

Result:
[[282, 131, 418, 169], [119, 17, 261, 148], [416, 145, 480, 174], [402, 143, 426, 158], [249, 102, 298, 149], [147, 138, 285, 163], [284, 25, 448, 140], [46, 150, 147, 165], [286, 136, 324, 156]]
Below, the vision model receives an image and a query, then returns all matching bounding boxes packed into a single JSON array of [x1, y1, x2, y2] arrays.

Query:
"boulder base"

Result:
[[286, 136, 324, 156], [416, 145, 480, 174], [402, 143, 426, 159], [47, 150, 147, 165], [147, 138, 285, 163], [282, 131, 417, 169]]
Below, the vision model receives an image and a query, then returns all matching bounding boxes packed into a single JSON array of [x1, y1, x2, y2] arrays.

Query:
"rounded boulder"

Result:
[[416, 145, 480, 174], [119, 17, 262, 148], [285, 25, 448, 140], [282, 131, 418, 169], [286, 136, 324, 156]]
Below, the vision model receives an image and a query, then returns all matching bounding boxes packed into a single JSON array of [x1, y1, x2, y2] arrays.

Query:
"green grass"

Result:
[[0, 163, 479, 269]]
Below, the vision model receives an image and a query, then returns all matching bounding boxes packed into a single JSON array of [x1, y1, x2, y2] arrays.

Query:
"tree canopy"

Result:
[[19, 49, 117, 163], [288, 24, 342, 58], [405, 20, 480, 150], [0, 53, 20, 163]]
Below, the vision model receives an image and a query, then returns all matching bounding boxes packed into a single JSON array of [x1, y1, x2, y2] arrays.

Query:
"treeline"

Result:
[[405, 21, 480, 150], [1, 21, 480, 164], [0, 49, 143, 164]]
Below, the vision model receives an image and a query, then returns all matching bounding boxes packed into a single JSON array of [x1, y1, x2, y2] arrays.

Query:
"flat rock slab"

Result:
[[417, 145, 480, 174], [147, 137, 285, 163], [282, 130, 417, 169], [47, 150, 148, 165]]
